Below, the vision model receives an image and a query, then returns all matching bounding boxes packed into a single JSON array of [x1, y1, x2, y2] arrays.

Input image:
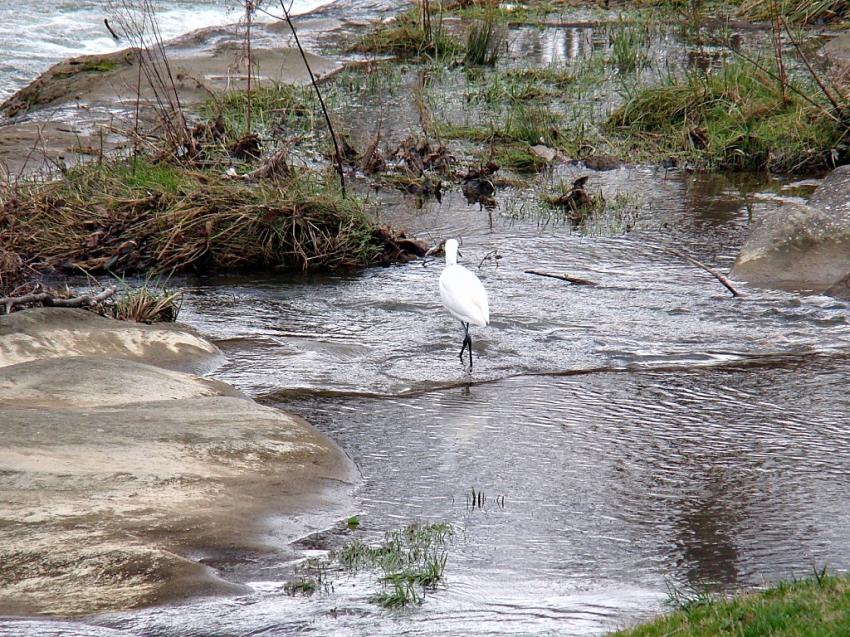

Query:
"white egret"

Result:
[[439, 239, 489, 367]]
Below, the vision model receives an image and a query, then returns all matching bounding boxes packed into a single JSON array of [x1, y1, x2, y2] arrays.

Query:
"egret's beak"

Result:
[[457, 249, 463, 258]]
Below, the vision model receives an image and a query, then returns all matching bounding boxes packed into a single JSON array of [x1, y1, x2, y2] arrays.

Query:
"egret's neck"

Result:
[[445, 244, 458, 266]]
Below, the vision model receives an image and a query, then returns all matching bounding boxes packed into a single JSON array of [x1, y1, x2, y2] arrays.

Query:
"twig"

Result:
[[781, 16, 847, 121], [278, 0, 347, 197], [478, 249, 500, 268], [1, 286, 117, 315], [245, 0, 254, 134], [667, 249, 743, 297], [728, 46, 842, 124], [524, 269, 598, 286]]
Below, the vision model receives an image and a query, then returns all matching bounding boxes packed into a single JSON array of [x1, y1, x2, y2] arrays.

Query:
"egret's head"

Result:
[[445, 239, 459, 266]]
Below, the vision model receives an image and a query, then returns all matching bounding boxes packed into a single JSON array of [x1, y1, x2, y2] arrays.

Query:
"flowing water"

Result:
[[3, 5, 850, 636], [0, 0, 334, 102], [5, 167, 850, 636]]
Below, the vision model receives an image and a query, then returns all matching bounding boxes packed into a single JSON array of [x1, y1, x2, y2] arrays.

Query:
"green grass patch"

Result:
[[348, 10, 461, 59], [608, 60, 849, 173], [54, 59, 121, 79], [336, 522, 453, 609], [491, 143, 549, 173], [607, 22, 652, 73], [613, 572, 850, 637], [464, 16, 506, 67], [504, 66, 575, 90], [201, 84, 315, 138], [284, 578, 320, 596]]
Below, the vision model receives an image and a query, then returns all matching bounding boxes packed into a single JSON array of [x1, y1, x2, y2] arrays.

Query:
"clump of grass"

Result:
[[1, 157, 412, 278], [738, 0, 849, 24], [54, 58, 121, 79], [608, 60, 849, 173], [612, 571, 850, 637], [490, 143, 548, 173], [336, 522, 453, 609], [663, 579, 716, 614], [608, 22, 651, 73], [464, 16, 506, 66], [504, 102, 561, 146], [349, 11, 461, 59], [284, 578, 319, 596], [202, 84, 315, 139], [504, 66, 575, 90], [106, 283, 182, 323]]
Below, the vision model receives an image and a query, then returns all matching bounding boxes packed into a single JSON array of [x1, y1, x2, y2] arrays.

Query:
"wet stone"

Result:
[[732, 166, 850, 291], [0, 308, 356, 615]]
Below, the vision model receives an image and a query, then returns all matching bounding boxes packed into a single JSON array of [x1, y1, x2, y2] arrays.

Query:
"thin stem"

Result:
[[278, 0, 346, 197], [246, 1, 254, 134]]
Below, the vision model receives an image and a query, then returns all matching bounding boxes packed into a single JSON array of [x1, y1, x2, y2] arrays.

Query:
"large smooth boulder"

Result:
[[0, 307, 222, 372], [731, 166, 850, 291], [0, 309, 356, 616]]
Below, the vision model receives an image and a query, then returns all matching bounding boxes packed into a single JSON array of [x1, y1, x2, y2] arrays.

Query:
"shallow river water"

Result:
[[5, 166, 850, 636]]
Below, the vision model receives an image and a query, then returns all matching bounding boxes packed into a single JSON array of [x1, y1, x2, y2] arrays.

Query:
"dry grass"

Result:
[[0, 158, 409, 279], [106, 283, 182, 323]]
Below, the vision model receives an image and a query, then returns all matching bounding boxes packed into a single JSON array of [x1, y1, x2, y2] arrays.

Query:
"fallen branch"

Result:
[[1, 286, 117, 315], [667, 249, 743, 297], [524, 270, 598, 286]]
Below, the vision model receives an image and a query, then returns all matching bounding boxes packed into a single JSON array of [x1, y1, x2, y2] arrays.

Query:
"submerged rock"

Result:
[[0, 308, 356, 616], [731, 166, 850, 291]]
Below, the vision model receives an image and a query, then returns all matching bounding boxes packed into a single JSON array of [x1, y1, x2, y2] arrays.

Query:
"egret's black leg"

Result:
[[467, 333, 473, 368], [459, 322, 471, 364]]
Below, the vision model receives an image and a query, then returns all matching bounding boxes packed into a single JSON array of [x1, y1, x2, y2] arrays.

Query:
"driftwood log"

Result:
[[1, 286, 117, 315], [524, 270, 598, 286]]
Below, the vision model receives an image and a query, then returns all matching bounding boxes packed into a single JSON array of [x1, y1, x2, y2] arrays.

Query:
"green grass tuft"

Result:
[[336, 522, 453, 609], [349, 11, 461, 59], [608, 60, 849, 173], [464, 16, 506, 67]]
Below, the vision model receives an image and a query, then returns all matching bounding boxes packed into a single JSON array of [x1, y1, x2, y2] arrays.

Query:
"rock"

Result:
[[0, 22, 342, 176], [826, 272, 850, 299], [0, 309, 357, 615], [583, 154, 623, 171], [820, 32, 850, 85], [0, 307, 222, 372], [529, 144, 557, 163], [731, 166, 850, 291]]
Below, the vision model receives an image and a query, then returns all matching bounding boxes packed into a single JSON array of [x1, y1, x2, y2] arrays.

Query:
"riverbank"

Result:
[[613, 572, 850, 636]]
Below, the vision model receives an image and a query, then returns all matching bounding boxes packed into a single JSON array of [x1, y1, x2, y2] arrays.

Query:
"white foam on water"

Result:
[[0, 0, 330, 101]]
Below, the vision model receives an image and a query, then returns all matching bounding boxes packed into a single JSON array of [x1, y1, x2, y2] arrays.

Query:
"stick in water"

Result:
[[524, 270, 598, 286], [667, 249, 743, 297]]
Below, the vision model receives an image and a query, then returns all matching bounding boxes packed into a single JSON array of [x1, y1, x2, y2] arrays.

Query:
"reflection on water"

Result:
[[3, 168, 850, 636]]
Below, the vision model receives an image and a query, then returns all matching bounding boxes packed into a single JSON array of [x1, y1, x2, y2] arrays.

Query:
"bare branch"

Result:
[[667, 249, 743, 297], [524, 270, 598, 286], [1, 287, 117, 315]]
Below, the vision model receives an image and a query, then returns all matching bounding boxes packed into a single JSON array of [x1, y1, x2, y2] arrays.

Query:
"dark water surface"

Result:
[[4, 167, 849, 636]]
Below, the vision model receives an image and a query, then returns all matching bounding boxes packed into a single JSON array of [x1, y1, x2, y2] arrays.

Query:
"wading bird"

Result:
[[439, 239, 489, 368]]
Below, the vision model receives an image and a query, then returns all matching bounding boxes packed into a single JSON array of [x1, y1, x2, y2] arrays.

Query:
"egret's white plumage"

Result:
[[439, 239, 489, 366]]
